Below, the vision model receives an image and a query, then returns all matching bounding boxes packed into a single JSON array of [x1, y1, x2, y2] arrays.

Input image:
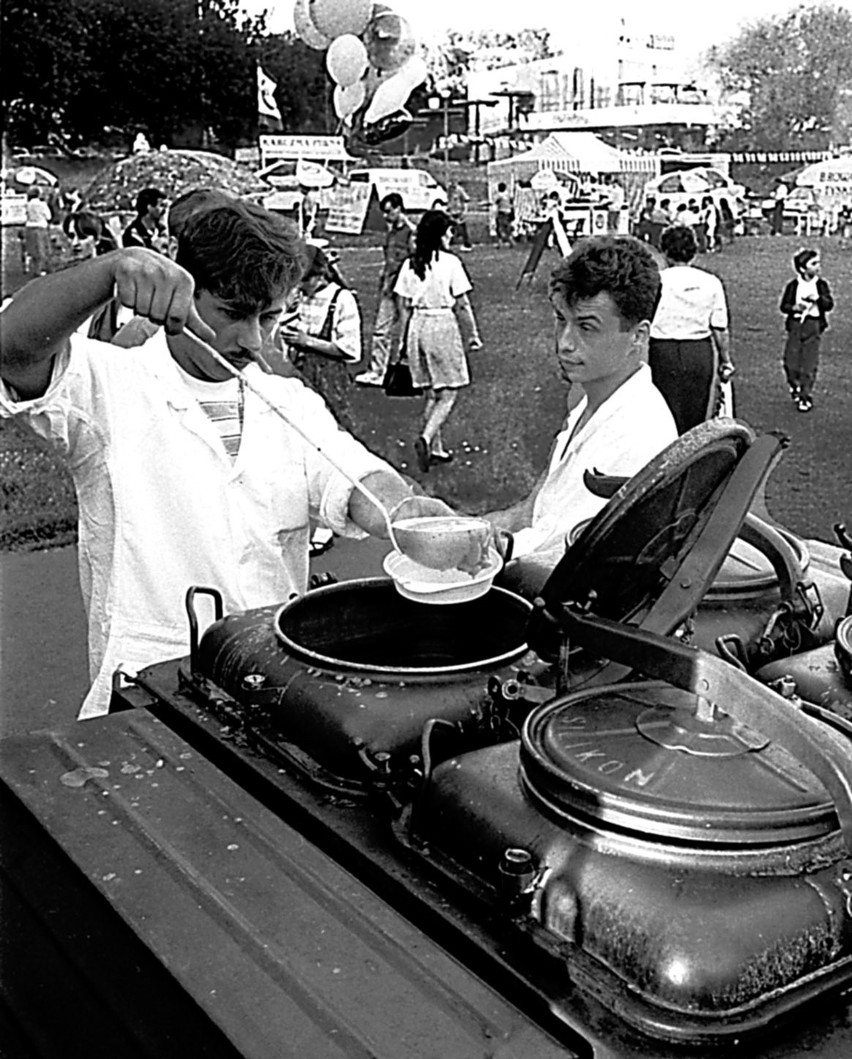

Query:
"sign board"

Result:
[[795, 157, 852, 208], [516, 219, 553, 289], [531, 168, 559, 192], [259, 135, 355, 165], [325, 183, 373, 235], [1, 192, 27, 226], [234, 146, 260, 166]]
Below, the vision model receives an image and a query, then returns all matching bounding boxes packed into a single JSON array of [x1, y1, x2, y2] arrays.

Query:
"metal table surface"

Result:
[[0, 709, 567, 1059]]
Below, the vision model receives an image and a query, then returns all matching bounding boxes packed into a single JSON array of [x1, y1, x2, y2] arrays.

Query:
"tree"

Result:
[[709, 3, 852, 150], [1, 0, 265, 151], [259, 34, 331, 134]]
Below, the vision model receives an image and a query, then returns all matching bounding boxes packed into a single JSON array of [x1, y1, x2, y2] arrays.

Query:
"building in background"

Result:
[[466, 12, 721, 154]]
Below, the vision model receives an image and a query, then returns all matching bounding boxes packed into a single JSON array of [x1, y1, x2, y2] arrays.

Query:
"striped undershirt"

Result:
[[177, 366, 245, 462]]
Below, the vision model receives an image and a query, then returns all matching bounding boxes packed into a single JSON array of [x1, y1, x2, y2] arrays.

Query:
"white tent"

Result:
[[488, 132, 625, 184], [794, 155, 852, 208]]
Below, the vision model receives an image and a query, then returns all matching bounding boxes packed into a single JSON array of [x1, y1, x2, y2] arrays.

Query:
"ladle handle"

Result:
[[182, 330, 400, 548]]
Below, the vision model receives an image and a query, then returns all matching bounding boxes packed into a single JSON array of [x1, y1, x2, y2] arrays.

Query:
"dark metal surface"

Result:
[[0, 711, 568, 1059], [186, 584, 536, 788]]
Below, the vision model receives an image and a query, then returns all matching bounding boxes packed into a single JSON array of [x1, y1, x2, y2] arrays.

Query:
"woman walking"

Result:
[[779, 248, 834, 413], [649, 225, 734, 433], [393, 210, 482, 472]]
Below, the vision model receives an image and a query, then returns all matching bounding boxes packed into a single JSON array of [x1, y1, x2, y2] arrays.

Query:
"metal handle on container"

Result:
[[738, 513, 805, 602], [185, 586, 223, 675], [563, 608, 852, 854]]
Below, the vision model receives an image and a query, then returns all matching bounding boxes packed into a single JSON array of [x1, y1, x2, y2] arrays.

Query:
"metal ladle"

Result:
[[181, 329, 410, 553]]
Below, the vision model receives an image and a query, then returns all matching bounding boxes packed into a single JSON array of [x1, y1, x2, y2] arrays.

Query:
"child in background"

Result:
[[779, 248, 834, 413], [278, 245, 362, 555]]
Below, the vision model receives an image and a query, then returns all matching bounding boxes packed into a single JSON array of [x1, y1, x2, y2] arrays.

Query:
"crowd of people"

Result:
[[1, 169, 839, 719]]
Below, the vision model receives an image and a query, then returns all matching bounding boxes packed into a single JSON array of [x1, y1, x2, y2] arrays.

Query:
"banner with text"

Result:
[[325, 184, 373, 235]]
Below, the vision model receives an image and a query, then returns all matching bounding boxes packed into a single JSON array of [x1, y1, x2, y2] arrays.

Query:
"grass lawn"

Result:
[[2, 228, 850, 552]]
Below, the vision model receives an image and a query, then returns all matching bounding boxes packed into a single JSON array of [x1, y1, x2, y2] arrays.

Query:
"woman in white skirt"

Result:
[[394, 209, 482, 473]]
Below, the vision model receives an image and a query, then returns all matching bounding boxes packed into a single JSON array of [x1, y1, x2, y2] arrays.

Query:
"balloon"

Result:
[[363, 66, 412, 123], [326, 34, 369, 88], [362, 11, 415, 72], [397, 54, 427, 90], [363, 109, 412, 145], [309, 0, 372, 39], [333, 81, 367, 121], [293, 0, 331, 50]]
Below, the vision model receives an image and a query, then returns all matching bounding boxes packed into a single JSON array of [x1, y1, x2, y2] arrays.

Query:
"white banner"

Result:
[[325, 184, 372, 235], [259, 135, 354, 163]]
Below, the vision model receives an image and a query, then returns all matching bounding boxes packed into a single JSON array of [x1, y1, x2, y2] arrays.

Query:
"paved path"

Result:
[[0, 537, 391, 738]]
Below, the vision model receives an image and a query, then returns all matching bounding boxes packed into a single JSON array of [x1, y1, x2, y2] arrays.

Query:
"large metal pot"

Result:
[[412, 618, 852, 1044], [186, 580, 534, 789]]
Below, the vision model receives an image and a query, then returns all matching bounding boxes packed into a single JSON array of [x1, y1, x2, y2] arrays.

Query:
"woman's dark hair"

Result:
[[62, 210, 118, 255], [176, 200, 305, 309], [411, 209, 453, 280], [550, 235, 661, 327], [793, 248, 819, 274], [660, 224, 697, 263], [301, 244, 347, 289]]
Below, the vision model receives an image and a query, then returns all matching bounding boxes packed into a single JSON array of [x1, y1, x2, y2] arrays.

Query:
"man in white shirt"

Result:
[[24, 186, 53, 275], [605, 177, 626, 233], [486, 235, 677, 566], [0, 201, 449, 719]]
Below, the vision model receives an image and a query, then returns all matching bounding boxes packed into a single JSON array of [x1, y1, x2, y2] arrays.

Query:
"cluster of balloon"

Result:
[[293, 0, 428, 147]]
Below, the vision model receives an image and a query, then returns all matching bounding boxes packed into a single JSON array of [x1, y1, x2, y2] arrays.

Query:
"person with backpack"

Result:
[[278, 245, 363, 554]]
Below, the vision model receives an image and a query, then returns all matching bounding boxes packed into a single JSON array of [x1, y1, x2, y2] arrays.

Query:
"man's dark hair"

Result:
[[176, 200, 306, 309], [167, 187, 235, 241], [381, 192, 404, 211], [660, 225, 697, 264], [135, 187, 165, 216], [550, 235, 661, 327]]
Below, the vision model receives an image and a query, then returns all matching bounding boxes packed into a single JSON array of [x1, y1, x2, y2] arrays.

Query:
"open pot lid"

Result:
[[521, 683, 837, 845], [526, 421, 787, 661]]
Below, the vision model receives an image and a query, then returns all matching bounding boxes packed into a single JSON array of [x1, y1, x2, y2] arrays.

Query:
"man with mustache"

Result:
[[1, 200, 448, 720]]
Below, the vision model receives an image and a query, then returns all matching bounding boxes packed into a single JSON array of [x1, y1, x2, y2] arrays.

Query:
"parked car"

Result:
[[347, 167, 446, 211]]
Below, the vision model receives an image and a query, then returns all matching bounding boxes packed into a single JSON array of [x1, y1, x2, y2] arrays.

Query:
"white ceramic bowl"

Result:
[[390, 515, 492, 572], [383, 548, 503, 605]]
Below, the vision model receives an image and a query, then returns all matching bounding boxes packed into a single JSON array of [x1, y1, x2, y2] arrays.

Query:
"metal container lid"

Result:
[[705, 525, 808, 599], [527, 420, 767, 660], [521, 683, 837, 846]]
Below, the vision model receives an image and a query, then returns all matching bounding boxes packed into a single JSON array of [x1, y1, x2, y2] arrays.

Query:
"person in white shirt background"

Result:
[[648, 224, 734, 433], [605, 176, 626, 233], [394, 209, 482, 473], [24, 186, 53, 275]]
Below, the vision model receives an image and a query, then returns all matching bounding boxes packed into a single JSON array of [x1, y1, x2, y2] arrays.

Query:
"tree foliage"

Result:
[[258, 33, 332, 134], [709, 2, 852, 149], [1, 0, 266, 150]]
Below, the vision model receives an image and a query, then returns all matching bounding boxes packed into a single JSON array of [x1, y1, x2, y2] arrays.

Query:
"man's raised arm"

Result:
[[0, 249, 210, 400]]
